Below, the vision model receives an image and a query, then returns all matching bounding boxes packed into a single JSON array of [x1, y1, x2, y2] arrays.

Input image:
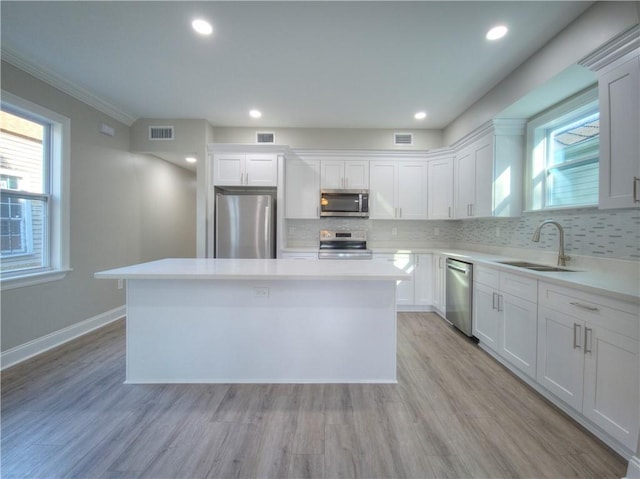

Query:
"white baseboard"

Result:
[[626, 455, 640, 479], [1, 306, 125, 370]]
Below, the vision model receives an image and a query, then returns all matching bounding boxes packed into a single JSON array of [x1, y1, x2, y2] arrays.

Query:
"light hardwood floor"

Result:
[[1, 313, 627, 478]]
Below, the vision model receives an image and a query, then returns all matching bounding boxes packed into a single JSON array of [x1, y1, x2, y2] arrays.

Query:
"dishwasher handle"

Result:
[[446, 264, 469, 274]]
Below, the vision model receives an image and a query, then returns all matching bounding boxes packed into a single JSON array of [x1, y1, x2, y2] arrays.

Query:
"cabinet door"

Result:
[[501, 294, 537, 379], [285, 159, 319, 219], [473, 282, 500, 352], [432, 256, 444, 314], [213, 153, 244, 186], [413, 254, 433, 305], [369, 161, 397, 219], [536, 306, 584, 411], [473, 137, 494, 217], [455, 149, 475, 218], [428, 157, 454, 219], [598, 56, 640, 209], [320, 160, 345, 189], [583, 325, 639, 451], [344, 160, 369, 189], [374, 254, 414, 305], [397, 161, 428, 220], [245, 154, 277, 186]]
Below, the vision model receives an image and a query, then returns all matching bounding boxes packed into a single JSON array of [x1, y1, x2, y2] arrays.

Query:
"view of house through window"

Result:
[[528, 89, 599, 211], [0, 109, 49, 274]]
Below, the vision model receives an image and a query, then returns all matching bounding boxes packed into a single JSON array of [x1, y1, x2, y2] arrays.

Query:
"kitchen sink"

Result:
[[497, 260, 576, 272]]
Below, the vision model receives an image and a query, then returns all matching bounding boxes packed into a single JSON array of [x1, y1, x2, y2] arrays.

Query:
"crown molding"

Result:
[[1, 45, 137, 126], [578, 24, 640, 73]]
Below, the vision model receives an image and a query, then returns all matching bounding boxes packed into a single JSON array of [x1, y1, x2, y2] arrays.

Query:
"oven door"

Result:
[[320, 190, 368, 217]]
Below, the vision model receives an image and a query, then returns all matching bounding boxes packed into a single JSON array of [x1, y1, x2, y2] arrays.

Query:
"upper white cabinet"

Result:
[[454, 120, 525, 219], [427, 155, 454, 219], [369, 160, 428, 220], [285, 158, 320, 219], [580, 28, 639, 209], [320, 159, 369, 189], [213, 153, 278, 187]]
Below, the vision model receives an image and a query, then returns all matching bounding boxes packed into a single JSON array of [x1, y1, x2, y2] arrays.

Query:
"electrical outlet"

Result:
[[253, 287, 269, 298], [288, 226, 296, 235], [391, 227, 397, 236], [434, 227, 440, 236]]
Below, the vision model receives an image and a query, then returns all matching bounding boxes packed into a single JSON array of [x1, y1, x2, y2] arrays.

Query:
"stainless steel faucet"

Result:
[[532, 220, 570, 266]]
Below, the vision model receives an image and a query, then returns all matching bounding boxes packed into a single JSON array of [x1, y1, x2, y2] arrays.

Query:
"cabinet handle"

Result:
[[470, 203, 474, 216], [584, 327, 593, 354], [245, 172, 249, 184], [634, 176, 640, 203], [573, 323, 582, 349], [399, 208, 402, 218], [492, 292, 498, 310], [570, 302, 599, 312], [448, 206, 451, 218], [394, 208, 398, 218], [497, 294, 503, 312]]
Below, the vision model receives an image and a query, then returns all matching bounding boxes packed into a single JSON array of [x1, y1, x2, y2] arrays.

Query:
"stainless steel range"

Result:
[[318, 230, 372, 260]]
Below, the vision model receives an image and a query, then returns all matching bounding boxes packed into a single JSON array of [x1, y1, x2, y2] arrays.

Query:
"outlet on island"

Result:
[[253, 287, 269, 298], [392, 227, 397, 236]]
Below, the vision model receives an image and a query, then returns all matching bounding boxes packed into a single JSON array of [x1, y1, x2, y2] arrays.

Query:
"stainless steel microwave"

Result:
[[320, 189, 369, 217]]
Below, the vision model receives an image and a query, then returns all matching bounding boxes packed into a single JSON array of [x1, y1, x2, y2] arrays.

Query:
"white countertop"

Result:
[[94, 258, 410, 281], [282, 247, 640, 303]]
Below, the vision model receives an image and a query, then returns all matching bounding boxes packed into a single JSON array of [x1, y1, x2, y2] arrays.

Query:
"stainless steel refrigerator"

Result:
[[215, 194, 276, 258]]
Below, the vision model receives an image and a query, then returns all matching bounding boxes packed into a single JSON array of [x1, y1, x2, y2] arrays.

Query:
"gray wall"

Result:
[[213, 127, 444, 150], [1, 62, 196, 352]]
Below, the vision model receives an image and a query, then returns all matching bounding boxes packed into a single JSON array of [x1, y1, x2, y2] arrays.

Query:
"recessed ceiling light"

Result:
[[414, 111, 427, 120], [486, 25, 508, 41], [185, 156, 197, 164], [192, 19, 213, 36], [249, 109, 262, 119]]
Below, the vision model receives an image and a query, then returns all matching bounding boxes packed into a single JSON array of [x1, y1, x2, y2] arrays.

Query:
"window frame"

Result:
[[0, 91, 71, 290], [525, 87, 600, 212]]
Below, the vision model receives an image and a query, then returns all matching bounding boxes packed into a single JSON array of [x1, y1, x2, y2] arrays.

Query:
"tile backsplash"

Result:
[[286, 208, 640, 261]]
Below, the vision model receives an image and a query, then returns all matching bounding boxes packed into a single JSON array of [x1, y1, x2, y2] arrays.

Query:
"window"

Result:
[[0, 92, 70, 288], [527, 88, 599, 210]]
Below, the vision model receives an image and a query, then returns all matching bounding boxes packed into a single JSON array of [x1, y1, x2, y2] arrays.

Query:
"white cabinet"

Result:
[[428, 156, 454, 219], [454, 121, 524, 218], [369, 160, 428, 220], [473, 266, 538, 378], [537, 282, 639, 451], [432, 255, 446, 317], [597, 54, 640, 209], [320, 160, 369, 189], [213, 153, 277, 187], [285, 159, 320, 219], [372, 253, 414, 305], [413, 254, 433, 306]]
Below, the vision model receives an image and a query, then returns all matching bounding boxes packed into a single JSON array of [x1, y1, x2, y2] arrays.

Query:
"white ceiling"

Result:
[[1, 1, 594, 133]]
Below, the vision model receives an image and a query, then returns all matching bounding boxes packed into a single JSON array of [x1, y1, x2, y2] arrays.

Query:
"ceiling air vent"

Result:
[[149, 126, 174, 141], [394, 132, 413, 146], [256, 132, 275, 144]]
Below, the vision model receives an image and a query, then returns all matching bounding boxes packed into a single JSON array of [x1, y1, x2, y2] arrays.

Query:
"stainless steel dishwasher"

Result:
[[445, 258, 474, 337]]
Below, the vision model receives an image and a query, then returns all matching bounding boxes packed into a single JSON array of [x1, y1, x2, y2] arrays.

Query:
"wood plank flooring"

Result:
[[1, 313, 627, 478]]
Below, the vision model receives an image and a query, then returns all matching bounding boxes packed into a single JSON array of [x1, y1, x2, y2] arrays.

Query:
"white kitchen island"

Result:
[[95, 258, 409, 384]]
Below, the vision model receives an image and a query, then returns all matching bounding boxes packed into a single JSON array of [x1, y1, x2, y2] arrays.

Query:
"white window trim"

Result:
[[524, 87, 599, 212], [0, 91, 71, 289]]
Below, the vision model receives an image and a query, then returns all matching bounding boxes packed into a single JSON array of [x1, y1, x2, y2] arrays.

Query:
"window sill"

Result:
[[522, 204, 598, 214], [1, 268, 72, 291]]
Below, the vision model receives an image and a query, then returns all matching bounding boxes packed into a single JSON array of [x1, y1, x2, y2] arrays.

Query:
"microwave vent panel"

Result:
[[256, 132, 275, 144], [394, 133, 413, 146], [149, 126, 175, 140]]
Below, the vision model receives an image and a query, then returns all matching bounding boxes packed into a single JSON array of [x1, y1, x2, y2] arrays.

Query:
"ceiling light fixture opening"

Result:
[[249, 109, 262, 119], [486, 25, 508, 41], [414, 111, 427, 120], [192, 19, 213, 36], [185, 156, 197, 164]]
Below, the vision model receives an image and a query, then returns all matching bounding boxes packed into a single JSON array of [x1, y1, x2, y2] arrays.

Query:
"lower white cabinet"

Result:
[[413, 254, 433, 305], [473, 266, 538, 379], [432, 255, 446, 316], [537, 282, 639, 451], [372, 253, 414, 305]]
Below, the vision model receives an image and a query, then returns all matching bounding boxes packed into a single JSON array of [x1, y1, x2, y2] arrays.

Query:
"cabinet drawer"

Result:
[[539, 282, 639, 340], [474, 266, 499, 289], [500, 272, 537, 303]]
